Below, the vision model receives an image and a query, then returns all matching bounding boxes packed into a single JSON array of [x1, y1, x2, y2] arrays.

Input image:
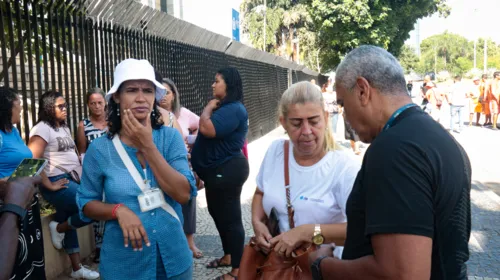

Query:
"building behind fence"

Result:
[[0, 0, 326, 143]]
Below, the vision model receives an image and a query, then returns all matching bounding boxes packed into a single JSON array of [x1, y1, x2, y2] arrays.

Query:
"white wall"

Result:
[[182, 0, 243, 39]]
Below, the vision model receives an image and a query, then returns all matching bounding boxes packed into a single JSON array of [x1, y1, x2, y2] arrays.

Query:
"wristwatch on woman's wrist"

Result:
[[312, 224, 324, 245]]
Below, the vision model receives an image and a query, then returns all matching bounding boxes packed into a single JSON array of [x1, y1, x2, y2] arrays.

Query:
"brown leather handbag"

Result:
[[239, 140, 316, 280]]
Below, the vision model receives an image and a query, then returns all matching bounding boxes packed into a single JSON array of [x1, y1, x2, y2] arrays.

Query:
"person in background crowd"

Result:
[[424, 81, 442, 121], [191, 67, 249, 280], [158, 77, 203, 259], [0, 87, 46, 280], [251, 81, 360, 261], [445, 75, 467, 133], [323, 84, 340, 135], [28, 91, 99, 279], [480, 74, 491, 126], [155, 73, 184, 136], [343, 116, 361, 155], [0, 177, 42, 280], [77, 58, 196, 280], [321, 83, 328, 93], [406, 80, 413, 96], [326, 78, 334, 93], [310, 79, 321, 91], [309, 45, 471, 280], [486, 71, 500, 130], [420, 74, 431, 100], [76, 87, 107, 263], [468, 77, 482, 126]]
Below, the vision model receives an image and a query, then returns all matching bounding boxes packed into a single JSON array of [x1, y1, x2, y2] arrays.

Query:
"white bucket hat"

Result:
[[105, 58, 166, 102]]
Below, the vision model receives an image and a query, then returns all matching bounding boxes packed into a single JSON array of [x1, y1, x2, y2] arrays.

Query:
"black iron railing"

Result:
[[0, 0, 324, 143]]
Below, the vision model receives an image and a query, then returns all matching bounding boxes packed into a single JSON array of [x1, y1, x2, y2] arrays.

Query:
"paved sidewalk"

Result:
[[53, 123, 500, 279]]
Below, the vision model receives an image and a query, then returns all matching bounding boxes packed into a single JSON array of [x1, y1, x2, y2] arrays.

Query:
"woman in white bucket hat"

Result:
[[77, 59, 197, 280]]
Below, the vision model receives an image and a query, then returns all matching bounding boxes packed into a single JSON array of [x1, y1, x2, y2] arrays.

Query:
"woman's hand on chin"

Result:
[[121, 109, 154, 151]]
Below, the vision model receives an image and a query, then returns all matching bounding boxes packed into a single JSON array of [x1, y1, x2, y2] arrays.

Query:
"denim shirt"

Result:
[[77, 126, 197, 279]]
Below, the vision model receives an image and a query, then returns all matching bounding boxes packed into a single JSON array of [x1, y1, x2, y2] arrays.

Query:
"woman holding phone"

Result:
[[251, 82, 359, 262], [0, 87, 47, 280], [28, 91, 99, 279]]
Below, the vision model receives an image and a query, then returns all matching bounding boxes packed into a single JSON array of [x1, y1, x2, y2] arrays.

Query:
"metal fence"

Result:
[[0, 0, 323, 143]]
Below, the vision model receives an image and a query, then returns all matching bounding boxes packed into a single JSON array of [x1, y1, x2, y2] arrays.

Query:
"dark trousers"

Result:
[[182, 196, 196, 235], [199, 155, 249, 269]]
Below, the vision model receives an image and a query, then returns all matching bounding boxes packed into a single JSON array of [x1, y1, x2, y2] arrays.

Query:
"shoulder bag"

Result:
[[239, 140, 316, 280]]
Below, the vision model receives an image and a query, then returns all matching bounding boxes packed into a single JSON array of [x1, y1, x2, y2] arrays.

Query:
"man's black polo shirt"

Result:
[[342, 106, 471, 279]]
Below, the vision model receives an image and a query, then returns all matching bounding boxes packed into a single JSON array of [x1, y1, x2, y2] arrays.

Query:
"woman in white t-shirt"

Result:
[[251, 81, 360, 259], [28, 91, 99, 279]]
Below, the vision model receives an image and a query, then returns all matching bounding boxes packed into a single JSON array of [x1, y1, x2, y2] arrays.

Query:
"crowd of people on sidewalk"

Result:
[[1, 45, 472, 280], [418, 71, 500, 133]]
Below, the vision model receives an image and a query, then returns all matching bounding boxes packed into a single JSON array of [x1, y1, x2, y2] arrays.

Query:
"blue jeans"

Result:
[[450, 105, 465, 131], [41, 173, 92, 254], [330, 113, 339, 134]]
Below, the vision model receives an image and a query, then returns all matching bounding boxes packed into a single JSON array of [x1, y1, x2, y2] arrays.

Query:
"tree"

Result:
[[241, 0, 321, 71], [419, 32, 474, 75], [308, 0, 450, 71], [475, 38, 500, 70], [397, 45, 419, 74]]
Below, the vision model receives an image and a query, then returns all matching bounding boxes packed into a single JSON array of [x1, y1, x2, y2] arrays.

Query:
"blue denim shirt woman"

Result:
[[77, 59, 196, 280]]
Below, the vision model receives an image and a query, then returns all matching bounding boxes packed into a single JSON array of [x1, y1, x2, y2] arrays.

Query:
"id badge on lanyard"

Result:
[[137, 168, 167, 212]]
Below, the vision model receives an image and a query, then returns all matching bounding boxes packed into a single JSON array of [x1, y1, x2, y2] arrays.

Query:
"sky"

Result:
[[182, 0, 244, 39], [406, 0, 500, 50]]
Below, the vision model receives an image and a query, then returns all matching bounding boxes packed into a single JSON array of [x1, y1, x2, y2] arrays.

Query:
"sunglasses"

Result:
[[56, 103, 68, 111]]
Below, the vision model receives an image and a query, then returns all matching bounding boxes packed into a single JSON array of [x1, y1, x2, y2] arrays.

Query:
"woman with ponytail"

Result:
[[250, 81, 360, 261]]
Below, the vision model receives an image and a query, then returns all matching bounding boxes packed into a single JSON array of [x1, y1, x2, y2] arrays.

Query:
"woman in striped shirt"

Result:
[[76, 87, 108, 263]]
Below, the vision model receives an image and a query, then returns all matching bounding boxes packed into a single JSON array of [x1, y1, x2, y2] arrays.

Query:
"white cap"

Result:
[[106, 59, 166, 102]]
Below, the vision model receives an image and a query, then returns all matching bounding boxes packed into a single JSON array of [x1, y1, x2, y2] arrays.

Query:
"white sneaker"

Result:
[[70, 264, 100, 279], [49, 221, 65, 250]]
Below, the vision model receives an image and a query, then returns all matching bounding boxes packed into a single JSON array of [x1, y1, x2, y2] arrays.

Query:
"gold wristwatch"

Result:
[[312, 224, 324, 245]]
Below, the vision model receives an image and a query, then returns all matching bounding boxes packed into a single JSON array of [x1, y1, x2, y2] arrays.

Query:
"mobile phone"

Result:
[[186, 135, 197, 145], [266, 207, 281, 237], [8, 158, 48, 182]]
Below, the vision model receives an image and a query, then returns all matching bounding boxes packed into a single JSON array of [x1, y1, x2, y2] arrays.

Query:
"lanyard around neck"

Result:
[[382, 103, 418, 131]]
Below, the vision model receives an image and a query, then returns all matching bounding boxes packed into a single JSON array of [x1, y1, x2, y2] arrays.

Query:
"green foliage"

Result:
[[242, 0, 449, 72], [309, 0, 449, 71], [456, 57, 473, 74], [241, 0, 320, 71], [397, 45, 419, 74], [418, 32, 500, 75]]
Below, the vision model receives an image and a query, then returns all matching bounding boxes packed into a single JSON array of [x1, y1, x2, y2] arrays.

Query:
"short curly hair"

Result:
[[36, 91, 67, 130], [0, 87, 19, 133]]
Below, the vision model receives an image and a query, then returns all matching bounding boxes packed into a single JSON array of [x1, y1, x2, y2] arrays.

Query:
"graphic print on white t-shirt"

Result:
[[30, 122, 81, 177]]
